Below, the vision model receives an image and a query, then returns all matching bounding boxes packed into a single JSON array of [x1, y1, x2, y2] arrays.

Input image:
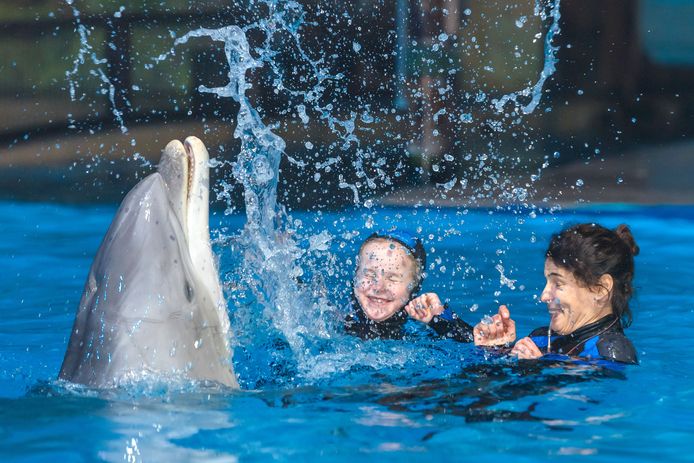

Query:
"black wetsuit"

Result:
[[343, 298, 474, 342], [528, 314, 637, 365]]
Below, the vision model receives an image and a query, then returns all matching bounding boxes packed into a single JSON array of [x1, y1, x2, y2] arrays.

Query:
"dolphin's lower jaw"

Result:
[[59, 138, 237, 389]]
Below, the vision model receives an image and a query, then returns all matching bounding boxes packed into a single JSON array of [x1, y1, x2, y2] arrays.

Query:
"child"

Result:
[[344, 230, 474, 341]]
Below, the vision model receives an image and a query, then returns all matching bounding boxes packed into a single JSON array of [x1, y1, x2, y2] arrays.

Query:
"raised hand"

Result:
[[473, 305, 516, 346], [404, 292, 445, 324]]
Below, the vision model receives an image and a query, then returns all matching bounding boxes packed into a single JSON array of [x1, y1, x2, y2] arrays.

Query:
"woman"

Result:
[[474, 223, 639, 365]]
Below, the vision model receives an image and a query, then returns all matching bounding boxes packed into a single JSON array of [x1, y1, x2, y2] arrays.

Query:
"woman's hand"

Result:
[[473, 305, 516, 346], [511, 337, 543, 359], [405, 292, 445, 324]]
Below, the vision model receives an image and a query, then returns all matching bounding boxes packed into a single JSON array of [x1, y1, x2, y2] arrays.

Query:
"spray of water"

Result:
[[64, 0, 128, 133], [492, 0, 562, 115], [168, 3, 351, 385]]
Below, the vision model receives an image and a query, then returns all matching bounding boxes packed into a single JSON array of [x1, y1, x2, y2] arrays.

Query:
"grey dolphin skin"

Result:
[[59, 136, 238, 388]]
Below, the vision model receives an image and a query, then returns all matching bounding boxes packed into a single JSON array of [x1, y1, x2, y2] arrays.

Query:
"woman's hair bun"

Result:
[[615, 224, 640, 256]]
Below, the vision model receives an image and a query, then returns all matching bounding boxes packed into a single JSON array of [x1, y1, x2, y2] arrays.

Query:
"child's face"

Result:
[[354, 239, 417, 322]]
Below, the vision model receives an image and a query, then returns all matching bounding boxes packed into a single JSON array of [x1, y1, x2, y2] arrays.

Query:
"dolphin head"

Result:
[[156, 137, 223, 315], [157, 137, 211, 236], [59, 136, 235, 388]]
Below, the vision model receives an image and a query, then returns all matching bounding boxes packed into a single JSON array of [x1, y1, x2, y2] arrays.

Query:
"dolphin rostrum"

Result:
[[59, 136, 238, 388]]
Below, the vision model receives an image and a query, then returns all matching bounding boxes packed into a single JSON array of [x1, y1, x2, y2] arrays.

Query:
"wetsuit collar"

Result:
[[344, 295, 408, 340], [550, 314, 621, 355]]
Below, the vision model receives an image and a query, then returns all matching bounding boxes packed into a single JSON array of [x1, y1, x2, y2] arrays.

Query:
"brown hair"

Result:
[[546, 223, 639, 327]]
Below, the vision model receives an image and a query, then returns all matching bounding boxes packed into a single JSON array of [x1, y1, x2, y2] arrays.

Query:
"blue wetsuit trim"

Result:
[[526, 315, 637, 365]]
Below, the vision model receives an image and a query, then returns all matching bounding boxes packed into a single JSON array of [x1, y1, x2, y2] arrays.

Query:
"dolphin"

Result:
[[59, 136, 238, 388]]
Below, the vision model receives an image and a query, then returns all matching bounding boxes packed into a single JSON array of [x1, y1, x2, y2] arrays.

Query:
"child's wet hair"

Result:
[[546, 223, 639, 327]]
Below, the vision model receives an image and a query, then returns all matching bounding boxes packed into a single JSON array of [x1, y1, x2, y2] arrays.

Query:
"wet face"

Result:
[[354, 239, 418, 322], [540, 259, 610, 335]]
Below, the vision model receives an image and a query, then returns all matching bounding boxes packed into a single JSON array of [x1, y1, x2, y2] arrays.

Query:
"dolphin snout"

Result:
[[184, 136, 206, 160]]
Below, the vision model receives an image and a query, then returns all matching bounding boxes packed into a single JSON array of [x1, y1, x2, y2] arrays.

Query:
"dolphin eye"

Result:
[[184, 281, 195, 302]]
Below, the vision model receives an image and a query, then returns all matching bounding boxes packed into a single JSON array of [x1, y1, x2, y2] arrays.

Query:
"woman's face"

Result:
[[354, 239, 417, 322], [540, 259, 608, 335]]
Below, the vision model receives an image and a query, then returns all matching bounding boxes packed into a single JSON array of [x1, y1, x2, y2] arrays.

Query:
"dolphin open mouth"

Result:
[[184, 139, 195, 208]]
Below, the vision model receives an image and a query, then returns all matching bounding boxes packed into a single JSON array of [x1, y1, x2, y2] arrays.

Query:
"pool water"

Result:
[[1, 201, 693, 462]]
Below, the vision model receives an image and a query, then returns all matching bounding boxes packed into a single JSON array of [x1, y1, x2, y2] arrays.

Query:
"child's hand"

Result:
[[511, 337, 543, 359], [473, 305, 516, 346], [405, 292, 445, 324]]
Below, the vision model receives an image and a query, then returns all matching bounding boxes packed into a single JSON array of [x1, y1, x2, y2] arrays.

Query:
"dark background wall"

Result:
[[0, 0, 692, 207]]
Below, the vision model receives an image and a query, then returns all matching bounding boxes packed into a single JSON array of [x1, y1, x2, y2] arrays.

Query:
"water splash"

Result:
[[64, 0, 128, 133], [171, 3, 348, 383], [492, 0, 562, 115], [175, 25, 283, 233]]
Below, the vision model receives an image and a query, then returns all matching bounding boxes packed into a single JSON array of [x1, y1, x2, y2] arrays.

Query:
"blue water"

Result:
[[1, 201, 693, 462]]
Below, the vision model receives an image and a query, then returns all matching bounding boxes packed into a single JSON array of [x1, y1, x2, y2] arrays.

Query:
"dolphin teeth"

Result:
[[185, 140, 195, 202]]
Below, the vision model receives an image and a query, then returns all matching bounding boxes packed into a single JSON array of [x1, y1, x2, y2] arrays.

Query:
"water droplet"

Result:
[[576, 179, 584, 187], [352, 41, 361, 52], [515, 16, 527, 28]]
